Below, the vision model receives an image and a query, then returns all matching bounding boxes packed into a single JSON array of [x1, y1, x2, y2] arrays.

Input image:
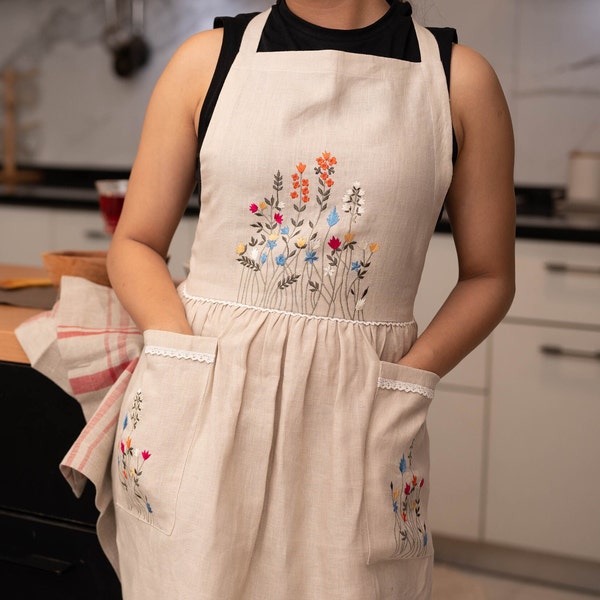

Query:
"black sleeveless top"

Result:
[[196, 0, 457, 192]]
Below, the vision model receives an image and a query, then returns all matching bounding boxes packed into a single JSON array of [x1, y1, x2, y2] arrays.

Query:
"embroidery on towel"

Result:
[[390, 439, 428, 559], [144, 345, 215, 363], [235, 151, 382, 320], [117, 389, 154, 523], [377, 377, 435, 400]]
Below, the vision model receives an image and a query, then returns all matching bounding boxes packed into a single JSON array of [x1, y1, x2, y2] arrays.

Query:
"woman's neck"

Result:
[[283, 0, 392, 30]]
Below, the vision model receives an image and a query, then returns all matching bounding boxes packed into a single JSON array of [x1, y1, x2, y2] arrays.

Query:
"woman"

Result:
[[98, 0, 515, 597]]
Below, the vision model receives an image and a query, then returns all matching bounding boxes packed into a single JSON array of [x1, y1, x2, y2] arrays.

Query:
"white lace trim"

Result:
[[377, 377, 435, 399], [144, 345, 215, 364], [181, 286, 415, 328]]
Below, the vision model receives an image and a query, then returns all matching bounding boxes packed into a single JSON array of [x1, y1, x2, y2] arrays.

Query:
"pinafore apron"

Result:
[[17, 8, 454, 600]]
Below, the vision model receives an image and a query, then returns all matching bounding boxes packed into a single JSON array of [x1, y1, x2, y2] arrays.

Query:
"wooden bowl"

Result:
[[41, 250, 110, 288]]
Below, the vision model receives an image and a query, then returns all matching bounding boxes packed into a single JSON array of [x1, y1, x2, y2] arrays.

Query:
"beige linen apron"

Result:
[[110, 9, 453, 598], [13, 7, 454, 600]]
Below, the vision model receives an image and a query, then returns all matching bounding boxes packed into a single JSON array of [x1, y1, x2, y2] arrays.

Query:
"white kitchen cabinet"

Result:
[[0, 203, 198, 282], [485, 321, 600, 562], [0, 205, 52, 267], [428, 387, 485, 541]]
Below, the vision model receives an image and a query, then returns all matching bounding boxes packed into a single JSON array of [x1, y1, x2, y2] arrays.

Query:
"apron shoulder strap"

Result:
[[413, 21, 441, 64], [239, 9, 272, 55]]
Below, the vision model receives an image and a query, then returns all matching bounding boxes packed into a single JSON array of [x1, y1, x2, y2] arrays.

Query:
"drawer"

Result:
[[0, 510, 121, 599], [509, 238, 600, 325]]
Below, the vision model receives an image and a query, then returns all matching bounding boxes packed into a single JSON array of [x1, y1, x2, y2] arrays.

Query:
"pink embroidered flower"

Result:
[[120, 441, 125, 454], [141, 450, 151, 461], [274, 213, 283, 224], [249, 203, 258, 213], [420, 478, 425, 488], [328, 236, 341, 250], [404, 483, 411, 495]]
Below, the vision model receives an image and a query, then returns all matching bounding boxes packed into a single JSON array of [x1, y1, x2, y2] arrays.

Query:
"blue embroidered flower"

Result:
[[423, 532, 428, 546], [276, 254, 286, 266], [147, 502, 153, 514], [267, 240, 277, 250], [399, 455, 406, 473], [393, 500, 399, 513], [327, 206, 340, 227], [260, 253, 268, 264], [281, 226, 290, 235], [304, 251, 318, 265], [122, 414, 128, 430], [351, 261, 360, 271]]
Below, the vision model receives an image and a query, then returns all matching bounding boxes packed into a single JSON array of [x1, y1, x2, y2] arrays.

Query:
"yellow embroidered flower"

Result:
[[296, 237, 307, 248], [393, 488, 400, 501], [369, 242, 380, 253], [235, 243, 246, 255], [259, 201, 268, 210], [344, 232, 355, 243], [268, 233, 279, 241]]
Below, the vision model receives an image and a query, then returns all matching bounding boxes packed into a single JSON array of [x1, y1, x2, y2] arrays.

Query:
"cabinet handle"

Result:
[[84, 229, 111, 240], [545, 262, 600, 275], [540, 345, 600, 361]]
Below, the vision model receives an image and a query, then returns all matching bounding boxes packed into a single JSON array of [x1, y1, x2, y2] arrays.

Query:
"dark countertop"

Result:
[[2, 180, 599, 244]]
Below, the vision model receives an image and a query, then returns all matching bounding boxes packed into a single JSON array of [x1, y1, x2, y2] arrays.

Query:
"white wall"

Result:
[[1, 0, 599, 186]]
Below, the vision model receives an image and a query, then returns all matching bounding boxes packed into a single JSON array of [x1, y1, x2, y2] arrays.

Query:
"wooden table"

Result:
[[0, 263, 48, 363]]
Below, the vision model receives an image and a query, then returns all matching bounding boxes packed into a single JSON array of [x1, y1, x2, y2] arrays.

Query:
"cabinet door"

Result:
[[485, 321, 600, 561], [49, 209, 111, 252], [428, 388, 485, 541], [415, 233, 488, 390], [0, 205, 52, 266]]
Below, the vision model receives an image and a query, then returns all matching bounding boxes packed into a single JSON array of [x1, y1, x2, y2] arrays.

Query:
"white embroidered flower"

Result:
[[341, 183, 366, 221], [251, 247, 259, 261], [324, 265, 336, 277], [355, 297, 367, 311]]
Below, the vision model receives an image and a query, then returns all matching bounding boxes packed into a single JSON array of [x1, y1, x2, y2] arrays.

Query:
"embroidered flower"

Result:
[[344, 232, 355, 243], [404, 483, 411, 495], [342, 182, 366, 221], [305, 250, 318, 265], [141, 450, 151, 460], [296, 238, 307, 248], [274, 213, 283, 224], [327, 206, 340, 227], [399, 456, 407, 473], [251, 247, 259, 261], [235, 243, 246, 255], [276, 254, 286, 266], [297, 162, 306, 173], [267, 240, 277, 250], [281, 226, 290, 235], [369, 242, 380, 253], [260, 253, 268, 264], [351, 261, 360, 272], [249, 203, 259, 213], [260, 201, 267, 210], [290, 190, 299, 199], [324, 265, 336, 277], [328, 236, 341, 250], [355, 297, 367, 311]]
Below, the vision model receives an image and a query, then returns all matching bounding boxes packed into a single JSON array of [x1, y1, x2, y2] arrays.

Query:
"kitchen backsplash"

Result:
[[0, 0, 598, 187]]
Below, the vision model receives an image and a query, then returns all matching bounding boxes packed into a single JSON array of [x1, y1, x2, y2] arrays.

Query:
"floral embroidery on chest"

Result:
[[235, 151, 381, 320], [117, 389, 154, 523]]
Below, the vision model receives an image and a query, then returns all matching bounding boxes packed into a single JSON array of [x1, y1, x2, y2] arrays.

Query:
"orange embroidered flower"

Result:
[[302, 195, 310, 203], [322, 151, 331, 160], [126, 437, 132, 449], [393, 488, 400, 501], [326, 178, 334, 187], [259, 201, 267, 210], [329, 156, 337, 165], [320, 172, 328, 181], [301, 186, 309, 195], [412, 475, 418, 486], [290, 191, 299, 199], [292, 173, 299, 181], [369, 243, 380, 253], [297, 162, 306, 173], [293, 180, 300, 189], [401, 512, 408, 522], [302, 179, 309, 186], [344, 232, 355, 243]]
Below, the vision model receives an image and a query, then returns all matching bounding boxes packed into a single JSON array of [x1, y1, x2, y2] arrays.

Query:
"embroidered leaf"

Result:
[[308, 280, 320, 292], [273, 170, 283, 192], [278, 274, 300, 289], [237, 256, 261, 271]]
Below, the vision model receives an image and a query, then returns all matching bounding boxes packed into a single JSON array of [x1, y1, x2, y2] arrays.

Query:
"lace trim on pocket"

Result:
[[377, 377, 434, 400], [144, 345, 215, 364]]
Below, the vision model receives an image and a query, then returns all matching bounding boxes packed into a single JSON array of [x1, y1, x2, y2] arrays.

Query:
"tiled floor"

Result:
[[432, 563, 599, 600]]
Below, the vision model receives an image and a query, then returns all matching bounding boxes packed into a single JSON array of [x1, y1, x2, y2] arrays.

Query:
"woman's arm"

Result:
[[106, 28, 223, 334], [399, 43, 516, 378]]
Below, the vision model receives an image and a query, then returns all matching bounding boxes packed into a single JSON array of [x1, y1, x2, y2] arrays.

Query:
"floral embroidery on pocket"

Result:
[[236, 151, 381, 319], [117, 389, 154, 523], [390, 439, 428, 558]]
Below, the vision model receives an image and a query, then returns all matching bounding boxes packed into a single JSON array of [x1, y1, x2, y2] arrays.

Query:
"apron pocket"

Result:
[[364, 361, 439, 565], [115, 329, 218, 535]]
